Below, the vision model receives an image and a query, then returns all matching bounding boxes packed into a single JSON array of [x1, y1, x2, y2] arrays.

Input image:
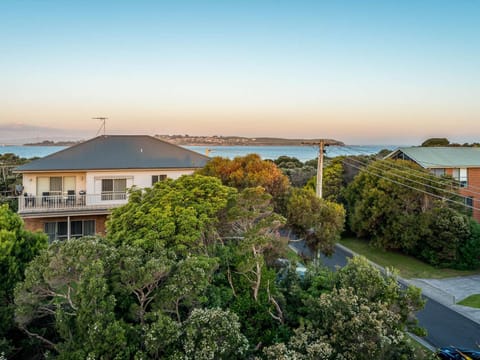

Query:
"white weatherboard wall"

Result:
[[85, 169, 195, 205], [22, 172, 87, 196]]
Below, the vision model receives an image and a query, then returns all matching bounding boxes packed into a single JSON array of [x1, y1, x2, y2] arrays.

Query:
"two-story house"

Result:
[[387, 147, 480, 222], [15, 135, 209, 241]]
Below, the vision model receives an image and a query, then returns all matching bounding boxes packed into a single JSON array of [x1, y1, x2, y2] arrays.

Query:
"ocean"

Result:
[[0, 144, 397, 162]]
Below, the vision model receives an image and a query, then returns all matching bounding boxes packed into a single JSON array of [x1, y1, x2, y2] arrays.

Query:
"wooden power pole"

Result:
[[302, 139, 330, 198]]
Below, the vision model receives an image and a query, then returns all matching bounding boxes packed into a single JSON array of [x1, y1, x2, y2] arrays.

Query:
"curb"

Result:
[[405, 278, 456, 305], [407, 332, 436, 352]]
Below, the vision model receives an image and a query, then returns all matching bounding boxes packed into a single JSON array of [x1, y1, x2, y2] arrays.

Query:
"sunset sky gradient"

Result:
[[1, 0, 479, 144]]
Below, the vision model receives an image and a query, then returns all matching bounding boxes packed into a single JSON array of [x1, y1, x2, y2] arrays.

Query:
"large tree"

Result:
[[305, 157, 345, 203], [343, 159, 479, 268], [421, 138, 450, 147], [14, 238, 222, 358], [419, 207, 471, 267], [286, 188, 345, 259], [198, 154, 290, 201], [0, 204, 47, 355], [181, 308, 249, 360], [14, 238, 129, 358], [107, 174, 235, 254], [264, 256, 426, 360], [344, 159, 454, 251]]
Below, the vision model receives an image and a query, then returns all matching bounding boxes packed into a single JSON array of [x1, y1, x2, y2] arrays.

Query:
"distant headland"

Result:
[[155, 135, 344, 146], [23, 140, 83, 146], [24, 136, 344, 147]]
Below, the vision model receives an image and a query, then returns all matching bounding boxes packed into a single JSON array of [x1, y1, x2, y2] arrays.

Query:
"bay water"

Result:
[[0, 144, 397, 162]]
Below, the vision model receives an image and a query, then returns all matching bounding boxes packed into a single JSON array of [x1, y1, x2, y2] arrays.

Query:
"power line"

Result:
[[341, 158, 480, 212], [374, 159, 480, 197], [342, 151, 480, 197], [345, 144, 480, 190], [344, 156, 466, 201], [343, 145, 480, 194]]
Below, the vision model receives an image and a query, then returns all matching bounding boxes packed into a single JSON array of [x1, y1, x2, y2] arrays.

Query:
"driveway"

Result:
[[408, 275, 480, 325], [413, 275, 480, 302]]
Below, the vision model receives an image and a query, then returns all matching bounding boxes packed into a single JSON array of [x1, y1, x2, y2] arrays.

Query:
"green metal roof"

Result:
[[387, 147, 480, 168], [15, 135, 210, 172]]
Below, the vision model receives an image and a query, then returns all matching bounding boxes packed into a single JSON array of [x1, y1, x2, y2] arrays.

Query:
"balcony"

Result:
[[18, 192, 128, 215]]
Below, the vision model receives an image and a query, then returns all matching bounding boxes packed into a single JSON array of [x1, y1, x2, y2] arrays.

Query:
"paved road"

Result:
[[289, 242, 480, 349]]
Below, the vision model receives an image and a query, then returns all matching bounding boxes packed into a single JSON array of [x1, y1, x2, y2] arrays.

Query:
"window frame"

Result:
[[152, 174, 167, 185], [44, 220, 96, 242], [36, 176, 76, 196], [101, 178, 127, 200]]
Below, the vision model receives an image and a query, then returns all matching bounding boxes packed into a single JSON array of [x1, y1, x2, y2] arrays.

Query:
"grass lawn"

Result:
[[339, 237, 480, 279], [458, 294, 480, 308]]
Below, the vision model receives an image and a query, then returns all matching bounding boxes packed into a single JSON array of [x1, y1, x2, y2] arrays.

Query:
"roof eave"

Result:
[[14, 166, 206, 173]]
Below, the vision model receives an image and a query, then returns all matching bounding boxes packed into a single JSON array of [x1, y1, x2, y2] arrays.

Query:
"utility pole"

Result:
[[93, 117, 108, 136], [302, 139, 330, 198]]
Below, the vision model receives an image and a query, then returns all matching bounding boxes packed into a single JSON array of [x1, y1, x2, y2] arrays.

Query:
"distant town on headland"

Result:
[[24, 135, 345, 147]]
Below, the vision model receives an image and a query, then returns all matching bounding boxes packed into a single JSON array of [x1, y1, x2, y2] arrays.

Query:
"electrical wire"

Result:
[[342, 144, 480, 194], [341, 158, 480, 212], [343, 144, 480, 192], [342, 158, 480, 197], [344, 156, 465, 200]]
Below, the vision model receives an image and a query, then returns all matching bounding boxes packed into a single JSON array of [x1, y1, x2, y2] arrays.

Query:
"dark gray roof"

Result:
[[16, 135, 210, 171]]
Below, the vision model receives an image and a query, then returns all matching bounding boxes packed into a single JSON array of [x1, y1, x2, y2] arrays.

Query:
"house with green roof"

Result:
[[387, 147, 480, 222], [14, 135, 210, 241]]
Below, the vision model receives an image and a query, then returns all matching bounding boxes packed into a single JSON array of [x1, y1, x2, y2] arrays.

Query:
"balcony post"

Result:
[[67, 216, 71, 240]]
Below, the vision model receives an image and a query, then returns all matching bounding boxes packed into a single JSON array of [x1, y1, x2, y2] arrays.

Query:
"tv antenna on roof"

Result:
[[93, 117, 108, 136]]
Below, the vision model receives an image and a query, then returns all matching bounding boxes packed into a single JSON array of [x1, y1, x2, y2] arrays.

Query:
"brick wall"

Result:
[[459, 168, 480, 222], [23, 214, 108, 237]]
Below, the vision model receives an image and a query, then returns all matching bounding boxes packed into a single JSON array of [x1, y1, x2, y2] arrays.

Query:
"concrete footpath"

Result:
[[335, 243, 480, 326], [407, 277, 480, 325]]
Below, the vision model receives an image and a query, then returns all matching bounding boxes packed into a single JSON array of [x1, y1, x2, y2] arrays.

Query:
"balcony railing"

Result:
[[18, 193, 128, 214]]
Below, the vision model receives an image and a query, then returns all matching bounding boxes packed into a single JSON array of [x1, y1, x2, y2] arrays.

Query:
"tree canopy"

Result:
[[421, 137, 450, 147], [107, 174, 235, 253], [287, 188, 345, 259], [197, 154, 290, 201], [0, 204, 47, 353], [344, 159, 480, 269], [5, 160, 433, 359]]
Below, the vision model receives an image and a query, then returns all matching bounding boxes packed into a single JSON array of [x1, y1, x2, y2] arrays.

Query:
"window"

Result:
[[44, 220, 95, 242], [464, 196, 474, 216], [101, 178, 127, 200], [465, 196, 474, 208], [430, 168, 445, 177], [452, 168, 468, 187], [49, 177, 63, 194], [36, 176, 76, 196], [152, 175, 167, 185]]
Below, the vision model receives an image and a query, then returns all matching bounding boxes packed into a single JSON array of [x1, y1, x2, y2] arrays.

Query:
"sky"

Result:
[[1, 0, 479, 145]]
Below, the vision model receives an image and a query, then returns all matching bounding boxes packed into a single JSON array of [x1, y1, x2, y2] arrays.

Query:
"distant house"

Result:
[[14, 135, 209, 241], [386, 147, 480, 222]]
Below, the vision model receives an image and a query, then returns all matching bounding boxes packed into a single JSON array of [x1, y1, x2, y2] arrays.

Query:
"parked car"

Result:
[[437, 346, 480, 360]]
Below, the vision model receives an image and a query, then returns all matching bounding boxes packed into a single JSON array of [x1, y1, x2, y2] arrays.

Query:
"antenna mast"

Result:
[[93, 117, 108, 136]]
